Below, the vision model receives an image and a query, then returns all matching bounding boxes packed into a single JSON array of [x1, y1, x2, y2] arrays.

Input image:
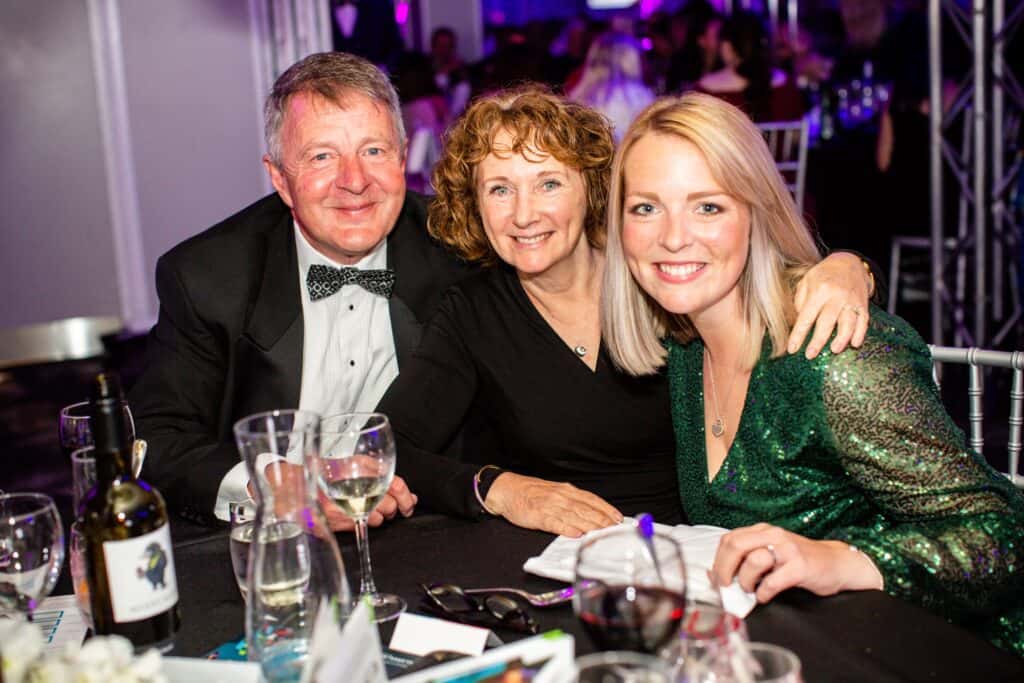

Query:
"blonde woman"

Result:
[[379, 86, 873, 538], [567, 32, 655, 142], [602, 92, 1024, 655]]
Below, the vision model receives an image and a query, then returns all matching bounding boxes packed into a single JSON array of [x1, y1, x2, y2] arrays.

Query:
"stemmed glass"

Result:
[[58, 400, 135, 458], [320, 413, 405, 622], [573, 524, 687, 654], [0, 493, 65, 619]]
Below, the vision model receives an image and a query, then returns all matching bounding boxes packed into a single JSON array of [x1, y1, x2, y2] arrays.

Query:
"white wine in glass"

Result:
[[321, 413, 405, 622]]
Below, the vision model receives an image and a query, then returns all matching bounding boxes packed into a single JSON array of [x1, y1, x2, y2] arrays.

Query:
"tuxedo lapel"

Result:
[[234, 216, 303, 414], [387, 217, 423, 371]]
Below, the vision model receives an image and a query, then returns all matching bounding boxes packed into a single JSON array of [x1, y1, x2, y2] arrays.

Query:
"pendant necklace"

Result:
[[705, 348, 740, 438]]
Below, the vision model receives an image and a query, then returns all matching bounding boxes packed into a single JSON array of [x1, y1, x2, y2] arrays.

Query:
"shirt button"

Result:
[[350, 360, 355, 367], [349, 304, 355, 311]]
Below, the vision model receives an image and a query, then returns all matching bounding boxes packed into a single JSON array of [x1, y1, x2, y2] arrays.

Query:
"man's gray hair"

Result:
[[264, 52, 406, 165]]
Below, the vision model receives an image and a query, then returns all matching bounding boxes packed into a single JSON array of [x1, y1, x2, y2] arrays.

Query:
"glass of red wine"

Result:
[[573, 522, 687, 655]]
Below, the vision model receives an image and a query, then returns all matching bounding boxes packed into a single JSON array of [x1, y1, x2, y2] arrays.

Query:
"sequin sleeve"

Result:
[[820, 312, 1024, 628]]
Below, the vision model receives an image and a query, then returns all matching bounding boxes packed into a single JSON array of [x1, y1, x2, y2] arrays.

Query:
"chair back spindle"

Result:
[[929, 345, 1024, 488], [757, 119, 808, 213]]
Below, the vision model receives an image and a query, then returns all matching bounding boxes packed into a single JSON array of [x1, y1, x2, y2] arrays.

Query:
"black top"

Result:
[[380, 266, 684, 524]]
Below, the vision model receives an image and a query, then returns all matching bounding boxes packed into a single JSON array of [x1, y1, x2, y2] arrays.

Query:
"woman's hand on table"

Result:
[[788, 252, 873, 358], [710, 523, 884, 603], [484, 472, 623, 537], [321, 476, 418, 532]]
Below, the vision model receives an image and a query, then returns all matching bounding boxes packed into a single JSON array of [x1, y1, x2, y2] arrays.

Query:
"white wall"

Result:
[[0, 1, 270, 331], [0, 0, 120, 327], [118, 0, 268, 324]]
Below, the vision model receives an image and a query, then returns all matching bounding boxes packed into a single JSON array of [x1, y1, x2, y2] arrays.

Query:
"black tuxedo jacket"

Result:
[[130, 191, 471, 524]]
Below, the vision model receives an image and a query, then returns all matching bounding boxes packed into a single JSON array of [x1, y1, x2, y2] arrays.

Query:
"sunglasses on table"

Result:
[[419, 583, 540, 635]]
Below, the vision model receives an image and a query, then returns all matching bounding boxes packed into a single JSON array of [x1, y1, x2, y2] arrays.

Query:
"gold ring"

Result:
[[843, 304, 863, 316], [765, 544, 778, 566]]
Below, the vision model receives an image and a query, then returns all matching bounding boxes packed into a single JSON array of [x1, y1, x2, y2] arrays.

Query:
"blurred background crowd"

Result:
[[344, 0, 1020, 340]]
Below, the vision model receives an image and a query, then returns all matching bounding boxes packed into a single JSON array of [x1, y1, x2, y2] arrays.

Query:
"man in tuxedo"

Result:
[[130, 52, 469, 527]]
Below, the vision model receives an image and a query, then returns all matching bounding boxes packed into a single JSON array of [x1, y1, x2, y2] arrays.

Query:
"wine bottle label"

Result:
[[102, 524, 179, 623]]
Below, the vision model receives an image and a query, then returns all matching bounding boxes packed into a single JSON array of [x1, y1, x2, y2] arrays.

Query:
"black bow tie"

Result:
[[306, 264, 395, 300]]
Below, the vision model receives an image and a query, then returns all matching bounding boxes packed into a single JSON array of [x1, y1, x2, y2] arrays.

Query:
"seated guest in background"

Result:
[[379, 86, 874, 537], [665, 2, 722, 93], [602, 93, 1024, 655], [567, 32, 655, 143], [130, 52, 468, 528], [696, 11, 803, 122], [429, 27, 471, 119]]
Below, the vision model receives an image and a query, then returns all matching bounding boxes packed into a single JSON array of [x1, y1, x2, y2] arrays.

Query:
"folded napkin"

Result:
[[522, 519, 758, 618]]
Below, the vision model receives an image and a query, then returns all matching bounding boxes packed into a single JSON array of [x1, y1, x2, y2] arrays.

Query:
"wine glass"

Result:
[[228, 500, 256, 602], [573, 524, 687, 654], [320, 413, 404, 622], [58, 400, 135, 458], [0, 493, 65, 619]]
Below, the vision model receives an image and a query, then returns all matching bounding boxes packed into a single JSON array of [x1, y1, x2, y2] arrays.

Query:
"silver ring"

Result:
[[765, 544, 778, 566], [843, 304, 863, 317]]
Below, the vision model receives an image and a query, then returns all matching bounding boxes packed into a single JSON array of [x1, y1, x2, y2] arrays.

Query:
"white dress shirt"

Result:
[[213, 224, 399, 520]]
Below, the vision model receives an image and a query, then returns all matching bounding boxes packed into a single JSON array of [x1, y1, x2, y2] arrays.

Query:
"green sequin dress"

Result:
[[667, 306, 1024, 656]]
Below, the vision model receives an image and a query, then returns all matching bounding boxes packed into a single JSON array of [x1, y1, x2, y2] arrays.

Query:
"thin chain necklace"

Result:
[[704, 348, 741, 438], [522, 278, 597, 362]]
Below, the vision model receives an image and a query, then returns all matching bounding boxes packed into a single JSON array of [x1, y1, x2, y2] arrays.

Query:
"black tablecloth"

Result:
[[167, 514, 1024, 682]]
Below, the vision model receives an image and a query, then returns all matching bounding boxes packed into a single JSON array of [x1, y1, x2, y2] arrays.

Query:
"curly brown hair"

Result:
[[428, 85, 615, 265]]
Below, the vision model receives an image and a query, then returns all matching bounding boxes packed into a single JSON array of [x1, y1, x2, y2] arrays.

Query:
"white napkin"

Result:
[[522, 519, 758, 618]]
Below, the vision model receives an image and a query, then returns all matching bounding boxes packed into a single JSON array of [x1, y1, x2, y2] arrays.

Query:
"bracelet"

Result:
[[860, 259, 876, 298], [473, 465, 502, 516]]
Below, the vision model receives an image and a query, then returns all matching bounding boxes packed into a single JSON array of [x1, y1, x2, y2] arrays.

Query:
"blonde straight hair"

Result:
[[602, 93, 823, 376]]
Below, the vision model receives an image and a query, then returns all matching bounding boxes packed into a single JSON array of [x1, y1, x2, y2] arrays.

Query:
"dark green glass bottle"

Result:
[[80, 373, 181, 651]]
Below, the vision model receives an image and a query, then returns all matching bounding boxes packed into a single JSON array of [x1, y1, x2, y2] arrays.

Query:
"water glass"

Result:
[[68, 520, 91, 627], [71, 447, 97, 514], [228, 500, 256, 602], [0, 493, 65, 619], [573, 651, 672, 682], [234, 409, 350, 683], [691, 642, 802, 683], [662, 601, 749, 678]]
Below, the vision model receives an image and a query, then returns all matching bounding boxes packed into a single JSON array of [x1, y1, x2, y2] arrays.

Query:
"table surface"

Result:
[[160, 513, 1024, 682]]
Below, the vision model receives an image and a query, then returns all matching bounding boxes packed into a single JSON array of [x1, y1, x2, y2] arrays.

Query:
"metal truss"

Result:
[[930, 0, 1024, 348]]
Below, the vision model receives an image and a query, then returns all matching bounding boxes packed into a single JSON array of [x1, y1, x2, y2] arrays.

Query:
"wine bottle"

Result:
[[79, 373, 181, 651]]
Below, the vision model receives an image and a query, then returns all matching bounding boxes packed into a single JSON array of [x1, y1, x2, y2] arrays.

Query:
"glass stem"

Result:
[[354, 517, 378, 598]]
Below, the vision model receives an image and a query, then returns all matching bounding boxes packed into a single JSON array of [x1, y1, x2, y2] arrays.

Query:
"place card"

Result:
[[388, 612, 491, 657], [310, 599, 387, 683], [393, 631, 576, 683]]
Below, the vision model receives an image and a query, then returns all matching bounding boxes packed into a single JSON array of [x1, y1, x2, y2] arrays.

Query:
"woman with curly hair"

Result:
[[379, 86, 873, 536]]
